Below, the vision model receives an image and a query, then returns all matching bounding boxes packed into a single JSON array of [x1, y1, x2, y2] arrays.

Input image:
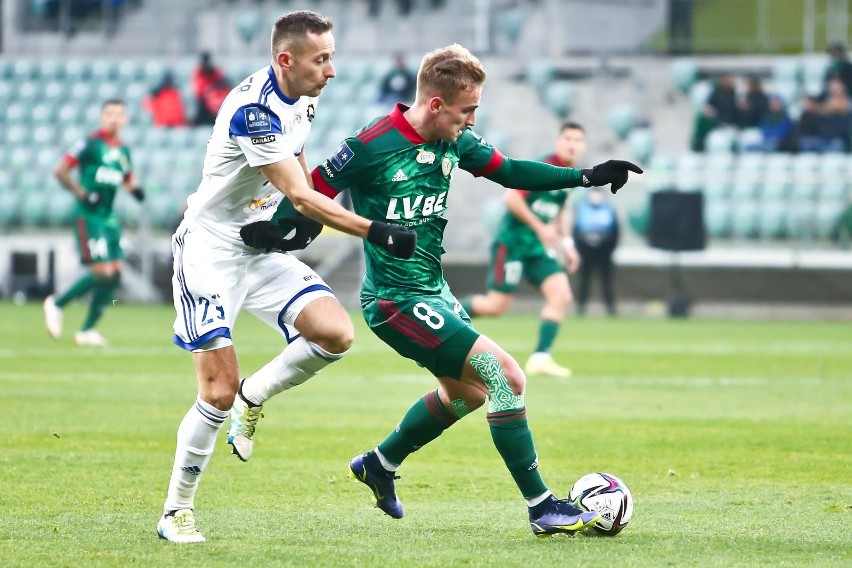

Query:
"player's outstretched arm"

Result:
[[256, 159, 416, 258], [485, 157, 642, 194]]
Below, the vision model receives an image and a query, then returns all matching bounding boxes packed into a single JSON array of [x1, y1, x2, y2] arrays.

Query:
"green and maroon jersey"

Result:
[[493, 154, 569, 256], [311, 104, 504, 298], [64, 130, 133, 217]]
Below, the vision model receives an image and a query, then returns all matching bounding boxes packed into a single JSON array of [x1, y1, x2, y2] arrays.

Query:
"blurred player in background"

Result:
[[156, 11, 415, 544], [43, 99, 144, 347], [242, 44, 641, 537], [461, 122, 588, 378]]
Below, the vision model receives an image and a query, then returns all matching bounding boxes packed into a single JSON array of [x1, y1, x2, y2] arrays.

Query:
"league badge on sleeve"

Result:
[[330, 142, 354, 171], [245, 107, 272, 134]]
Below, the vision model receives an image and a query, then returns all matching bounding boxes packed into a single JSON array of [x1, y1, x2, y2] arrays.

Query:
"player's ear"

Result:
[[428, 97, 443, 114], [276, 51, 293, 71]]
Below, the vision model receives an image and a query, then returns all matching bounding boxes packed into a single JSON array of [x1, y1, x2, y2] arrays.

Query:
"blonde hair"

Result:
[[416, 44, 486, 104], [271, 10, 333, 58]]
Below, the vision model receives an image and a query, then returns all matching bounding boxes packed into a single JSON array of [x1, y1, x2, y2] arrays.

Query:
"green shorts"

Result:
[[73, 213, 123, 265], [361, 284, 480, 380], [486, 241, 563, 293]]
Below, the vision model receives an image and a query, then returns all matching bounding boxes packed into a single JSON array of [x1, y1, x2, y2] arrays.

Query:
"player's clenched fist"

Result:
[[581, 160, 643, 194], [240, 216, 323, 252], [367, 222, 417, 259]]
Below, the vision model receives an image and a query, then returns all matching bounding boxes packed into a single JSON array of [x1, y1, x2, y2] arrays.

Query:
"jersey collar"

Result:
[[389, 103, 427, 144], [92, 129, 121, 147], [267, 66, 299, 105]]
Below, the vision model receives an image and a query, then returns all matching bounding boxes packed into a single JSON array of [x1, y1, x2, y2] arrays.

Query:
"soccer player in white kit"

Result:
[[157, 11, 416, 543]]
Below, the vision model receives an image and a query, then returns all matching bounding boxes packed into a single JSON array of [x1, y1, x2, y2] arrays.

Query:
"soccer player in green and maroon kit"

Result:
[[44, 99, 144, 346], [242, 44, 641, 536], [461, 122, 589, 378]]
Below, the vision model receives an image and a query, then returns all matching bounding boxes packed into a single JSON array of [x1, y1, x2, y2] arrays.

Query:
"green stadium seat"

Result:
[[705, 128, 737, 154], [674, 168, 702, 191], [730, 200, 759, 239], [4, 125, 27, 145], [772, 58, 800, 83], [737, 127, 763, 151], [786, 203, 815, 239], [702, 179, 732, 202], [818, 181, 848, 201], [8, 147, 31, 169], [731, 177, 760, 200], [173, 149, 200, 174], [97, 82, 122, 101], [34, 147, 58, 169], [44, 188, 76, 227], [17, 80, 40, 101], [764, 153, 793, 173], [626, 128, 654, 165], [801, 55, 830, 85], [124, 81, 149, 105], [12, 59, 37, 80], [64, 60, 90, 82], [0, 59, 13, 80], [42, 81, 65, 104], [236, 10, 263, 44], [759, 176, 791, 201], [37, 60, 63, 80], [121, 125, 143, 147], [670, 58, 698, 92], [83, 104, 101, 125], [819, 153, 849, 176], [607, 103, 635, 140], [32, 103, 54, 123], [543, 81, 573, 119], [757, 202, 787, 239], [814, 204, 842, 239], [114, 195, 142, 227], [90, 60, 118, 82], [704, 201, 731, 238], [69, 82, 94, 102], [0, 170, 14, 192], [142, 60, 167, 83], [496, 6, 527, 45], [117, 60, 144, 83], [32, 126, 55, 145], [526, 59, 555, 95], [21, 189, 49, 226], [706, 153, 736, 173], [0, 190, 22, 227], [0, 81, 13, 103], [736, 153, 766, 174], [791, 180, 819, 200], [773, 81, 799, 107], [689, 80, 713, 110], [61, 128, 86, 147]]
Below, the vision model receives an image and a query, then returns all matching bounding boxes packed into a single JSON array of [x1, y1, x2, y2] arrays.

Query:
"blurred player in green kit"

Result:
[[461, 122, 589, 378], [44, 99, 144, 346], [240, 44, 641, 536]]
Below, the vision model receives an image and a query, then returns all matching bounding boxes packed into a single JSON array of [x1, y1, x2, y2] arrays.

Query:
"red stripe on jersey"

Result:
[[76, 217, 91, 262], [63, 154, 79, 168], [388, 103, 427, 144], [494, 244, 507, 286], [310, 168, 340, 199], [543, 154, 566, 167], [357, 117, 392, 143], [378, 299, 442, 349], [471, 149, 506, 177]]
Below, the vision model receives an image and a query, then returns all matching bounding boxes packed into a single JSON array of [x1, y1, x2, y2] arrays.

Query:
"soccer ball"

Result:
[[568, 472, 633, 535]]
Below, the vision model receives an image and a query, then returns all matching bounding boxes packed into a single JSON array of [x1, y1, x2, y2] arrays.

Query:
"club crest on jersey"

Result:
[[330, 142, 354, 171], [442, 157, 455, 176], [307, 104, 316, 122], [244, 107, 271, 134], [416, 148, 436, 164]]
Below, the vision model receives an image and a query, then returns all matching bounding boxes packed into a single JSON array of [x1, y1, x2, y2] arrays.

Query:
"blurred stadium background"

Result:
[[1, 0, 852, 319]]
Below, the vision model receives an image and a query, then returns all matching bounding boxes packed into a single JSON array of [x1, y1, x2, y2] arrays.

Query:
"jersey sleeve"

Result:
[[229, 104, 295, 168], [310, 136, 373, 198], [64, 138, 87, 167], [457, 128, 505, 177]]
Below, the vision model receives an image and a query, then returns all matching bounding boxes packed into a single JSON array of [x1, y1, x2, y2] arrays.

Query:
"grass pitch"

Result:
[[1, 301, 850, 567]]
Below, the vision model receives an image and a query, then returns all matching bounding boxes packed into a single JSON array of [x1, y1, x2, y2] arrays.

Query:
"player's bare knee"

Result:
[[198, 373, 239, 411], [303, 321, 353, 355]]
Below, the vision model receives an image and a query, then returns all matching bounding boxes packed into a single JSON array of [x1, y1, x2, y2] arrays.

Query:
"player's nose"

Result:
[[326, 62, 336, 79]]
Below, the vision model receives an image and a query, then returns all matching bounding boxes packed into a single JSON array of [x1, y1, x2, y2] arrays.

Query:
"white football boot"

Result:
[[227, 383, 264, 462], [75, 329, 109, 347], [524, 352, 572, 378], [157, 509, 205, 543], [43, 295, 63, 339]]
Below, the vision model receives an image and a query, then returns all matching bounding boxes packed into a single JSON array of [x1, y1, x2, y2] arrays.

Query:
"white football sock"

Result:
[[163, 397, 228, 514], [240, 337, 345, 406], [374, 448, 399, 472], [526, 490, 553, 507]]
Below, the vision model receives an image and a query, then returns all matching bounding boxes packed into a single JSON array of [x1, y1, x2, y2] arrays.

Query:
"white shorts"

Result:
[[171, 222, 335, 351]]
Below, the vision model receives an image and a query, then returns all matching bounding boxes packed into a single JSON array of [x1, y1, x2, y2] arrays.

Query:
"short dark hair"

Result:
[[271, 10, 333, 57], [101, 99, 126, 109], [560, 121, 584, 133]]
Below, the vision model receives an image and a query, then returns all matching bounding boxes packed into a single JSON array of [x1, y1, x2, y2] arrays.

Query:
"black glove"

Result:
[[130, 187, 145, 202], [581, 160, 644, 194], [240, 216, 323, 252], [367, 221, 417, 259], [84, 192, 102, 206]]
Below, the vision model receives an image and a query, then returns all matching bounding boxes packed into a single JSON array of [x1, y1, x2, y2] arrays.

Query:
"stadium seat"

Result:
[[12, 59, 37, 80], [757, 202, 787, 239], [0, 81, 12, 104], [759, 175, 791, 201], [69, 82, 94, 102], [818, 181, 848, 201], [32, 126, 55, 145], [801, 55, 830, 86], [705, 127, 737, 154], [772, 58, 800, 83], [670, 58, 698, 93], [4, 125, 28, 146], [0, 190, 22, 227], [606, 103, 636, 140], [97, 82, 123, 101], [704, 200, 731, 238], [772, 81, 800, 107], [34, 147, 58, 169], [42, 81, 65, 104], [235, 10, 263, 44], [142, 60, 167, 84], [64, 60, 90, 82], [790, 180, 819, 201], [626, 128, 654, 165], [819, 153, 850, 176], [764, 153, 793, 173], [730, 200, 759, 239], [8, 147, 31, 169], [17, 80, 40, 101], [0, 170, 14, 192], [689, 80, 713, 111], [705, 152, 736, 174], [117, 60, 144, 83], [792, 153, 820, 179], [90, 60, 118, 82], [495, 6, 527, 45], [737, 128, 764, 152], [543, 81, 573, 118], [814, 203, 842, 239], [61, 128, 86, 147], [44, 189, 76, 227], [526, 59, 555, 95], [37, 60, 63, 80], [786, 203, 816, 239], [731, 177, 760, 200]]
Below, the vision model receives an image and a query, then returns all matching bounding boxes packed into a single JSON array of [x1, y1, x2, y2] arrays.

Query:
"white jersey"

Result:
[[182, 66, 318, 247]]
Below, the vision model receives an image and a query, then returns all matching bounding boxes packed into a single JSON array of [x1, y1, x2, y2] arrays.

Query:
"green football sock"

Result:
[[81, 275, 118, 331], [533, 319, 560, 353], [377, 390, 459, 466], [488, 408, 548, 499], [54, 272, 96, 308]]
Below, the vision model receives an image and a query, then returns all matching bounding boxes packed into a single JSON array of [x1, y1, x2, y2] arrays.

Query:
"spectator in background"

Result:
[[571, 188, 619, 317], [200, 76, 232, 122], [708, 73, 739, 126], [756, 95, 793, 152], [739, 75, 769, 128], [143, 72, 187, 128], [192, 52, 225, 125], [797, 94, 826, 152], [690, 104, 719, 152], [820, 77, 852, 152], [825, 42, 852, 99], [378, 53, 417, 106]]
